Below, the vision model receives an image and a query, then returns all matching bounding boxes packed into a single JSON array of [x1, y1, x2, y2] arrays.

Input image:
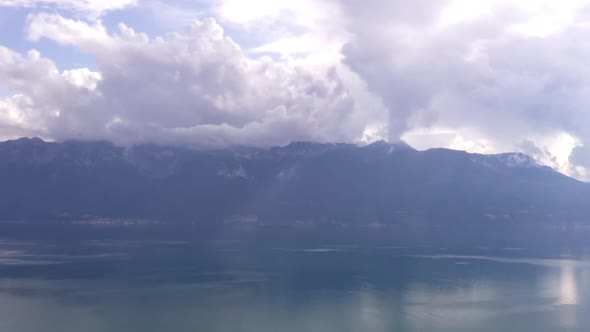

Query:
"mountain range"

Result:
[[1, 137, 588, 235]]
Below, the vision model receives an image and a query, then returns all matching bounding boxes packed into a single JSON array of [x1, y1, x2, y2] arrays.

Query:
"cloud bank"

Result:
[[2, 14, 377, 147]]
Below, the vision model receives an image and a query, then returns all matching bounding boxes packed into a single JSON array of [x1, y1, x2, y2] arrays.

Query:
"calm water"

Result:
[[0, 240, 589, 331]]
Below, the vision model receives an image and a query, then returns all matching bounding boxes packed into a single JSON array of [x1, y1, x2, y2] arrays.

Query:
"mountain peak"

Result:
[[284, 141, 327, 149], [9, 137, 46, 145], [271, 141, 337, 156], [364, 140, 414, 152]]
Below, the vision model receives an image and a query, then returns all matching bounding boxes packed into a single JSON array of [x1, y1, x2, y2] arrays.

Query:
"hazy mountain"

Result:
[[0, 137, 588, 229]]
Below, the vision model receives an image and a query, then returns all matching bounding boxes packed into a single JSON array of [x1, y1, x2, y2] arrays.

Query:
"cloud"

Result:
[[215, 0, 347, 60], [0, 46, 99, 139], [0, 0, 137, 18], [0, 94, 45, 140], [338, 0, 590, 178], [1, 15, 379, 148], [26, 12, 111, 48]]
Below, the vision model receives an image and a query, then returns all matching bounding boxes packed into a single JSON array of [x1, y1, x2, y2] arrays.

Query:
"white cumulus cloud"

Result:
[[1, 14, 381, 148]]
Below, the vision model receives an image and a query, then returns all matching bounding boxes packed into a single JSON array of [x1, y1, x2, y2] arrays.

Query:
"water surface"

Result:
[[0, 240, 588, 331]]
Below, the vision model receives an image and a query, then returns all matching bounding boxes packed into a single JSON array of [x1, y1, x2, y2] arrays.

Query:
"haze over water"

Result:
[[0, 240, 588, 332]]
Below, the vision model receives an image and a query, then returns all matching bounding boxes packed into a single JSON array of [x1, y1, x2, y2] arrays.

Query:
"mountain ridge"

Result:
[[0, 137, 587, 227]]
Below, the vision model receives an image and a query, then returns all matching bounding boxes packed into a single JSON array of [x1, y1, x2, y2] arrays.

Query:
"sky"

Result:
[[1, 0, 590, 180]]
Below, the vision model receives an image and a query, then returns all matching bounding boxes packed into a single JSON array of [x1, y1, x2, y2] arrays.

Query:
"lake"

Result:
[[0, 240, 588, 332]]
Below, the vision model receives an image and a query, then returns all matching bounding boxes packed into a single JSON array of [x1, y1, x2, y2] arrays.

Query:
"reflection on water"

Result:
[[0, 241, 587, 331], [407, 254, 590, 268], [557, 260, 579, 329], [560, 261, 578, 305], [357, 285, 388, 332]]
